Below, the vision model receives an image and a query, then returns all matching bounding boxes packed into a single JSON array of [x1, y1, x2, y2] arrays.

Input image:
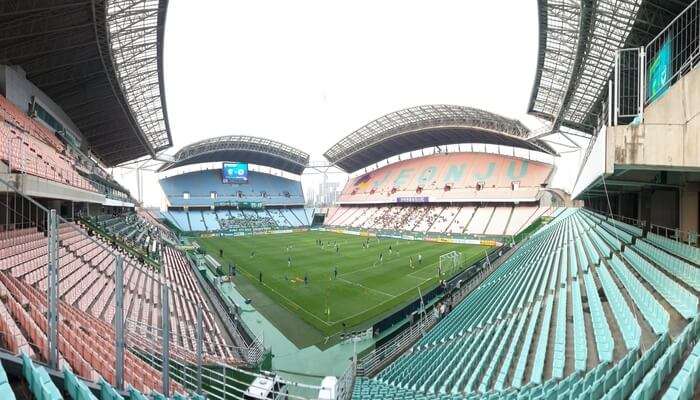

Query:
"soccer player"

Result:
[[389, 245, 392, 254], [304, 274, 308, 285], [219, 249, 223, 257], [418, 254, 422, 265], [334, 266, 338, 278], [336, 244, 339, 254], [379, 252, 383, 264], [288, 256, 291, 268], [409, 256, 413, 269], [259, 271, 263, 283]]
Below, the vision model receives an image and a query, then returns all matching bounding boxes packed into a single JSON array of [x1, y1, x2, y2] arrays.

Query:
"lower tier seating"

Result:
[[325, 204, 554, 236], [353, 208, 700, 399], [0, 223, 238, 390]]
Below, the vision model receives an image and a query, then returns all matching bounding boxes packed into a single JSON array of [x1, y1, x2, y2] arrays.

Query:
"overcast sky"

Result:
[[114, 0, 584, 207]]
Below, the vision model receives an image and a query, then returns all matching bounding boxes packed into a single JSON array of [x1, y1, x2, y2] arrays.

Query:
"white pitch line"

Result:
[[328, 276, 434, 324], [336, 277, 394, 298]]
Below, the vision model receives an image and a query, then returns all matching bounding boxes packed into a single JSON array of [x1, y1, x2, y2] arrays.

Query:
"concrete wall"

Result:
[[607, 66, 700, 169], [15, 174, 105, 204], [0, 65, 84, 141], [602, 66, 700, 233], [680, 183, 699, 234]]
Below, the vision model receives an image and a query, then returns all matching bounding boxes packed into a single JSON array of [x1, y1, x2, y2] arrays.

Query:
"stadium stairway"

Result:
[[353, 207, 700, 399]]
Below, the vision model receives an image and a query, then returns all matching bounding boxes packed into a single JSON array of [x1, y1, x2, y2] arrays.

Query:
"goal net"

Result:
[[438, 251, 462, 277]]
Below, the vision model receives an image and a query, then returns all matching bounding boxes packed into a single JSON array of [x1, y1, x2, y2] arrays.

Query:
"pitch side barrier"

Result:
[[196, 227, 311, 237], [184, 251, 266, 365], [193, 225, 507, 247], [314, 226, 503, 247], [371, 242, 506, 335], [356, 241, 518, 377]]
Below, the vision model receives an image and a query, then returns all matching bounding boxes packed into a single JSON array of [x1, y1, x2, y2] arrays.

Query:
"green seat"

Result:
[[63, 368, 97, 400]]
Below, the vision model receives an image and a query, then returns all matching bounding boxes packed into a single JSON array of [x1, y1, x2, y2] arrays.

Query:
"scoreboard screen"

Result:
[[222, 162, 248, 184]]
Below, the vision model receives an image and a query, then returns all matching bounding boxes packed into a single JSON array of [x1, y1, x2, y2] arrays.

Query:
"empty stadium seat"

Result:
[[0, 360, 16, 399], [353, 208, 700, 399], [339, 152, 552, 203], [160, 169, 304, 207]]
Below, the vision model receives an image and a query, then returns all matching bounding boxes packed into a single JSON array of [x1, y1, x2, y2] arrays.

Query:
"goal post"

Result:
[[438, 251, 462, 277]]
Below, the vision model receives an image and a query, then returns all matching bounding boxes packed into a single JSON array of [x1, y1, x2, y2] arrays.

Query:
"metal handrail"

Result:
[[614, 1, 699, 123]]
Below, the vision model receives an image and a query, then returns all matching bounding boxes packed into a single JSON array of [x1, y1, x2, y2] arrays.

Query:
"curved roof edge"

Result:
[[105, 0, 173, 157], [0, 0, 172, 166], [528, 0, 690, 134], [158, 135, 310, 175], [324, 105, 555, 173]]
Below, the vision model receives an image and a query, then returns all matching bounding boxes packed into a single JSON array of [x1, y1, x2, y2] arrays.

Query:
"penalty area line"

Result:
[[336, 277, 394, 298]]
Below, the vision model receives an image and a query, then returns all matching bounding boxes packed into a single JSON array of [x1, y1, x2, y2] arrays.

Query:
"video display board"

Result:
[[222, 162, 249, 184]]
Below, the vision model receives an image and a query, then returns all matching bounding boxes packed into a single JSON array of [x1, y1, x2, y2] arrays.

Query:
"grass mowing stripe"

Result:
[[197, 231, 490, 338]]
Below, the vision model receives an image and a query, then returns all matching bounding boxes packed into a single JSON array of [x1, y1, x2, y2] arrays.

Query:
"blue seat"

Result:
[[596, 262, 641, 349], [64, 368, 97, 400], [646, 232, 700, 264], [609, 254, 668, 334], [622, 248, 697, 319], [0, 360, 16, 400], [21, 352, 62, 400]]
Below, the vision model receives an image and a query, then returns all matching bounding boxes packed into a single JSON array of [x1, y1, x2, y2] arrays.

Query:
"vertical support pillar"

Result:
[[196, 306, 204, 394], [608, 80, 613, 126], [114, 255, 125, 390], [161, 284, 171, 396], [47, 209, 59, 370], [136, 167, 142, 205], [614, 52, 619, 126], [638, 46, 646, 121]]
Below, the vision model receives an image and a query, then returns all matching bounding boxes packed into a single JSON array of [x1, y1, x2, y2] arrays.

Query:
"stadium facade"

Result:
[[157, 135, 313, 234], [323, 105, 565, 242]]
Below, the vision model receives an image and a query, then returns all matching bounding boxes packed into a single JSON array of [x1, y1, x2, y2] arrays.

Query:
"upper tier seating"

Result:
[[0, 95, 64, 152], [0, 95, 102, 194], [353, 208, 700, 399], [340, 152, 552, 203], [160, 169, 304, 207]]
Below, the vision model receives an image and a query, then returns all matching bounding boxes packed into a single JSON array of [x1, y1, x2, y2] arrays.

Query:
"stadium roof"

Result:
[[0, 0, 172, 166], [528, 0, 694, 134], [324, 105, 556, 173], [158, 135, 310, 175]]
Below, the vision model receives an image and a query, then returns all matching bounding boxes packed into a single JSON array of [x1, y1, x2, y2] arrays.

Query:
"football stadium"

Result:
[[0, 1, 699, 399]]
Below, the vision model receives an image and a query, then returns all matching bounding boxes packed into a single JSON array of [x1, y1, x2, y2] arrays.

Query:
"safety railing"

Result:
[[602, 211, 647, 230], [0, 176, 256, 396], [590, 206, 699, 247], [355, 241, 511, 378], [125, 327, 329, 400], [1, 118, 134, 203], [613, 0, 699, 124], [335, 361, 356, 400], [356, 313, 436, 377], [649, 223, 699, 246]]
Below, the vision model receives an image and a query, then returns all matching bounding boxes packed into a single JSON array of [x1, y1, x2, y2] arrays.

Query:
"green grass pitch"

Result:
[[197, 231, 491, 337]]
